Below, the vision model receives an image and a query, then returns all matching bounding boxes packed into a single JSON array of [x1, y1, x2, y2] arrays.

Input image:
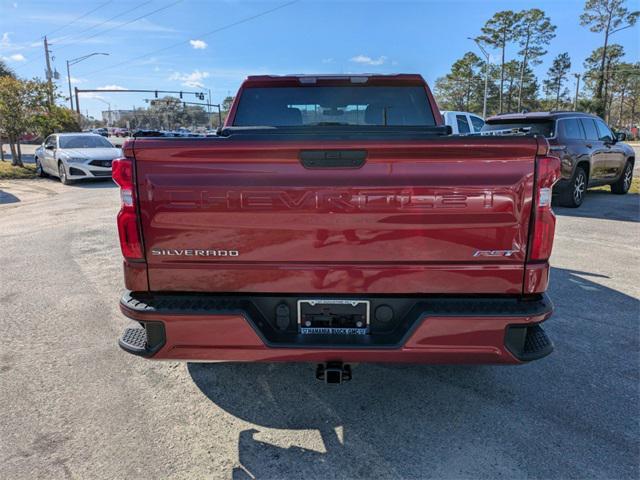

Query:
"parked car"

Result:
[[91, 128, 109, 137], [19, 132, 42, 144], [175, 127, 195, 136], [132, 129, 165, 137], [482, 112, 635, 207], [441, 110, 485, 134], [113, 128, 130, 137], [34, 133, 122, 185], [114, 74, 559, 383]]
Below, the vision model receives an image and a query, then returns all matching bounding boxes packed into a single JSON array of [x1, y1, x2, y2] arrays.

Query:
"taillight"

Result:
[[528, 155, 561, 261], [112, 158, 144, 260]]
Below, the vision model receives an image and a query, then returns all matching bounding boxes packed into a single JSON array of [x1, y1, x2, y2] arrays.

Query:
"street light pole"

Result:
[[573, 73, 581, 111], [469, 37, 490, 119], [95, 97, 112, 126], [66, 52, 109, 110], [208, 88, 213, 129]]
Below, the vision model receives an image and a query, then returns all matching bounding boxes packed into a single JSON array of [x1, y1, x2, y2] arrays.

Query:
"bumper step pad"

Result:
[[119, 327, 147, 353], [524, 324, 553, 357], [118, 322, 165, 357], [505, 323, 554, 361]]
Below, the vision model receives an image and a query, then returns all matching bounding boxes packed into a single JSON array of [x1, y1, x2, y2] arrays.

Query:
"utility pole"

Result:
[[43, 36, 54, 107], [75, 87, 80, 115], [573, 73, 581, 111], [66, 60, 73, 110]]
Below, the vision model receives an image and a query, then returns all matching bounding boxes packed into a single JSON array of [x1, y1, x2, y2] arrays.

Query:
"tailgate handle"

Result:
[[299, 150, 367, 169]]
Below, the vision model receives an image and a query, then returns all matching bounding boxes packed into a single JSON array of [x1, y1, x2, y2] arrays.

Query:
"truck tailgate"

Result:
[[132, 136, 538, 294]]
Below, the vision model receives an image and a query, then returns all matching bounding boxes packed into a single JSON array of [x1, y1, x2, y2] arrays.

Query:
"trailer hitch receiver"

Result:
[[316, 362, 352, 384]]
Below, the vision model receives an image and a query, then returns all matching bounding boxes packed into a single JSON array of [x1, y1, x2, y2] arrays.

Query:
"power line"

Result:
[[12, 1, 113, 71], [54, 0, 182, 51], [52, 0, 154, 46], [80, 0, 300, 77], [13, 0, 179, 71], [44, 1, 113, 38]]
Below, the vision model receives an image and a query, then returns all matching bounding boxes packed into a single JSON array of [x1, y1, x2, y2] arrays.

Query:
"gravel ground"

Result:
[[0, 177, 638, 479]]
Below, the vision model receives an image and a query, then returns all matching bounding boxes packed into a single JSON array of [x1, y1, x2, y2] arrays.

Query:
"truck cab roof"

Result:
[[242, 74, 427, 86]]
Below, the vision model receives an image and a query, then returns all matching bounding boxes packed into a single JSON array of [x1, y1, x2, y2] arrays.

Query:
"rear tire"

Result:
[[558, 166, 587, 208], [58, 162, 73, 185], [611, 161, 633, 195]]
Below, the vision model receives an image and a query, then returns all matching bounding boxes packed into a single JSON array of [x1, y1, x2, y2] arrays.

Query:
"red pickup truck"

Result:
[[114, 74, 560, 383]]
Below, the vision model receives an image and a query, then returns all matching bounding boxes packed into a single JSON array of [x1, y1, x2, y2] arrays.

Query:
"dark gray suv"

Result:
[[483, 112, 635, 207]]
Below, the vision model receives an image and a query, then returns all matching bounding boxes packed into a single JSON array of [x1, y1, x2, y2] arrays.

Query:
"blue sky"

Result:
[[1, 0, 638, 118]]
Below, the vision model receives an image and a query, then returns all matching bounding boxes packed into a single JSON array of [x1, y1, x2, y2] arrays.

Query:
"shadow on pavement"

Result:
[[0, 190, 20, 205], [32, 176, 116, 189], [554, 189, 639, 222], [188, 267, 639, 479]]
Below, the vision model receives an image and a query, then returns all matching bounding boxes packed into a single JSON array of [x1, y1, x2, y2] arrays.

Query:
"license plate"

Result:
[[297, 299, 370, 335]]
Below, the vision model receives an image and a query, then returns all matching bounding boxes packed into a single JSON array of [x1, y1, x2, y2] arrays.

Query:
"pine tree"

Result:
[[580, 0, 639, 116], [515, 9, 556, 110], [477, 10, 522, 113], [544, 53, 572, 110]]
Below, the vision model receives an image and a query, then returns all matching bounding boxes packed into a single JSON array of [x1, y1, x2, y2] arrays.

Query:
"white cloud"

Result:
[[68, 76, 85, 85], [168, 70, 209, 88], [80, 92, 105, 100], [97, 85, 126, 90], [13, 2, 18, 8], [5, 53, 25, 62], [189, 39, 207, 50], [350, 54, 387, 66], [321, 58, 334, 64]]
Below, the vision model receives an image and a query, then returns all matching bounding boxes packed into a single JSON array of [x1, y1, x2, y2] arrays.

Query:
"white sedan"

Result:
[[34, 133, 122, 185]]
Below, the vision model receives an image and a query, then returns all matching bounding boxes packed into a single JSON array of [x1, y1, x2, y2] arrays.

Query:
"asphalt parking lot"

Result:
[[0, 176, 638, 479]]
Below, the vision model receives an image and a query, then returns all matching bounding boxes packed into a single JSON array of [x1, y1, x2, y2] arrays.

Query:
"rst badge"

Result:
[[473, 249, 517, 257]]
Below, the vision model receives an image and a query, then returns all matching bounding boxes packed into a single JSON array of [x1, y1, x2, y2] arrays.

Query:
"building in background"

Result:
[[101, 109, 134, 126]]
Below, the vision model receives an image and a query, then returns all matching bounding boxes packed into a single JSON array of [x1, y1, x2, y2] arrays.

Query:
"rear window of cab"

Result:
[[233, 86, 436, 127]]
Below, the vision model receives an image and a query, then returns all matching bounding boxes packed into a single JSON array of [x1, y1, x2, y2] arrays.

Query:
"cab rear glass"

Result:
[[233, 86, 436, 127]]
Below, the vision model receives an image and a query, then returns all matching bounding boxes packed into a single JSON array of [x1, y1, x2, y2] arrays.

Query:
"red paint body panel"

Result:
[[524, 262, 550, 294], [133, 137, 539, 294], [123, 260, 148, 291], [121, 303, 551, 363]]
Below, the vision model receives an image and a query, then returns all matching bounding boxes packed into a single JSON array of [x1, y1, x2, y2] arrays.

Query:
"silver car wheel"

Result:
[[573, 171, 586, 204], [58, 163, 66, 183], [623, 164, 632, 191]]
